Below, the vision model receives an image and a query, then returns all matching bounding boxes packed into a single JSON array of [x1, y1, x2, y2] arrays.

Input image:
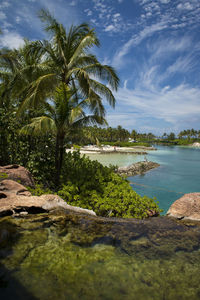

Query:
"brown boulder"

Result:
[[0, 165, 35, 188], [0, 179, 96, 217], [167, 193, 200, 221], [0, 179, 31, 197]]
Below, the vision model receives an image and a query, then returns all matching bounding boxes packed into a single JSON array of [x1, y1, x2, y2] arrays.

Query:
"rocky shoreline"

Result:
[[0, 165, 96, 218], [1, 164, 200, 223], [117, 161, 160, 176]]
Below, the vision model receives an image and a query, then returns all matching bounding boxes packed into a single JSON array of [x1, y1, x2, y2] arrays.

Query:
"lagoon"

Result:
[[87, 146, 200, 214]]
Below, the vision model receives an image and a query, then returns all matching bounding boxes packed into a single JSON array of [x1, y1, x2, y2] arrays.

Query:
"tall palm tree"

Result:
[[2, 10, 119, 186]]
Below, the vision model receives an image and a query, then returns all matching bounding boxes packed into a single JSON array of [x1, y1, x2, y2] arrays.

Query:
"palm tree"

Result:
[[18, 10, 119, 113], [21, 84, 107, 186], [2, 10, 119, 186]]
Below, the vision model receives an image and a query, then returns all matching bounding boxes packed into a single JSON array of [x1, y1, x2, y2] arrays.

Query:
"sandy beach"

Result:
[[66, 145, 156, 155]]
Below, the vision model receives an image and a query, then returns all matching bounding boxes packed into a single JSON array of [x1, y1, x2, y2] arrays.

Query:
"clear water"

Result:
[[1, 212, 200, 300], [87, 146, 200, 214]]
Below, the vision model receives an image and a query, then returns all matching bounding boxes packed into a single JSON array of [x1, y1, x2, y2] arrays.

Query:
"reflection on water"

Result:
[[86, 146, 200, 214], [1, 212, 200, 300]]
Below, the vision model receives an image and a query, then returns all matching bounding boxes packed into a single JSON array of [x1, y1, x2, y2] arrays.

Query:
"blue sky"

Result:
[[0, 0, 200, 135]]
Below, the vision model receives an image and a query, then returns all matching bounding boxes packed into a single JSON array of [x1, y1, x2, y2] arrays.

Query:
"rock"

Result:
[[117, 161, 160, 177], [0, 165, 35, 188], [0, 179, 32, 197], [167, 193, 200, 221], [0, 179, 96, 217]]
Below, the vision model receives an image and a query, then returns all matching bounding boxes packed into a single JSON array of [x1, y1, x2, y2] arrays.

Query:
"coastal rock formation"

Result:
[[117, 161, 160, 177], [167, 193, 200, 221], [0, 179, 96, 217], [0, 164, 35, 188]]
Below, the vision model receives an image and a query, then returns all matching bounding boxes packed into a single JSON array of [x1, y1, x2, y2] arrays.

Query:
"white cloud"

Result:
[[106, 83, 200, 134], [159, 0, 170, 3], [177, 2, 194, 10], [0, 32, 24, 48], [16, 16, 21, 24], [0, 1, 10, 8], [113, 21, 168, 66], [104, 24, 115, 32], [0, 11, 6, 21], [69, 0, 76, 6]]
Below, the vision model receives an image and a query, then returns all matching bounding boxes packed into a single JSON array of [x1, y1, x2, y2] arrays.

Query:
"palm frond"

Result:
[[20, 116, 56, 135], [83, 63, 119, 91]]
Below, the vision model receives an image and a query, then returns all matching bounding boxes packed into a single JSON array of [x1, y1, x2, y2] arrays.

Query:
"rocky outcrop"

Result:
[[0, 179, 96, 217], [167, 193, 200, 221], [0, 165, 35, 188], [117, 161, 160, 177]]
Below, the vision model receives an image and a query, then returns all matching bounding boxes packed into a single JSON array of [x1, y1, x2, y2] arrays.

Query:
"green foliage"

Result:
[[27, 184, 53, 196], [102, 141, 151, 147], [57, 151, 161, 219], [73, 144, 81, 150], [0, 172, 8, 180]]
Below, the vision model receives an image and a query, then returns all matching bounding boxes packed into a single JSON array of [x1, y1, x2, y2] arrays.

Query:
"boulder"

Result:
[[0, 179, 96, 217], [0, 165, 35, 188], [0, 179, 31, 197], [167, 193, 200, 221]]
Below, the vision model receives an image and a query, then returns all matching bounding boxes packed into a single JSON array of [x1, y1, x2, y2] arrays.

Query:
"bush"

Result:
[[57, 151, 161, 219]]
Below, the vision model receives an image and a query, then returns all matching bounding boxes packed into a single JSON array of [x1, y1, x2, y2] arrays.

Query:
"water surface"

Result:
[[87, 146, 200, 214], [1, 211, 200, 300]]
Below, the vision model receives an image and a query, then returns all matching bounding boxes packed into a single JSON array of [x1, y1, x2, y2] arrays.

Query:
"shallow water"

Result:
[[87, 146, 200, 214], [1, 211, 200, 300]]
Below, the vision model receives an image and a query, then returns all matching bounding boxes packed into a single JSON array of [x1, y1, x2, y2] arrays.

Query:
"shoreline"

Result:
[[66, 145, 156, 155]]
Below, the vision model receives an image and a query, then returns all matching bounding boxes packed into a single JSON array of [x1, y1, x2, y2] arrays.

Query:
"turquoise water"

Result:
[[87, 146, 200, 214]]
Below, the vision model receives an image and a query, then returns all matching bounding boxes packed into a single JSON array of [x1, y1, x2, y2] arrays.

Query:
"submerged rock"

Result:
[[1, 210, 200, 299], [0, 179, 96, 217], [0, 165, 35, 188], [167, 193, 200, 221], [117, 161, 160, 176]]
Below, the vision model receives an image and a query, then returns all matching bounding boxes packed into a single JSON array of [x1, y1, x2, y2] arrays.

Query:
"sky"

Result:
[[0, 0, 200, 135]]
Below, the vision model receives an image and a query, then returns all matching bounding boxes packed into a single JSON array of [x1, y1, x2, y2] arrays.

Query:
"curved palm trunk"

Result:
[[55, 133, 65, 188]]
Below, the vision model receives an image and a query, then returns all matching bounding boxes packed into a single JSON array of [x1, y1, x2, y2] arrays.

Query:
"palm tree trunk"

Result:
[[55, 134, 60, 187], [55, 134, 65, 188]]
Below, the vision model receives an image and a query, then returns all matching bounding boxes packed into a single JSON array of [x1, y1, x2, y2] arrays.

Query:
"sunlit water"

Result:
[[87, 146, 200, 214]]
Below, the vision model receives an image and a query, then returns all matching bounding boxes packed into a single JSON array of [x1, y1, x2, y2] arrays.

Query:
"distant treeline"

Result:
[[70, 126, 200, 145]]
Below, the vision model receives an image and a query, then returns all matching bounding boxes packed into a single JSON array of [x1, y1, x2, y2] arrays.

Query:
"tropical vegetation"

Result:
[[0, 10, 162, 218]]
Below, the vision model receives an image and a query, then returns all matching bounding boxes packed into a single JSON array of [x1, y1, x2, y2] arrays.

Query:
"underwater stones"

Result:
[[117, 161, 160, 176], [167, 193, 200, 221], [0, 165, 35, 188]]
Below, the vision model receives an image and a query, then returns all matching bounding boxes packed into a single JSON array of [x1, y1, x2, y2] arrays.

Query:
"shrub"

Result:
[[57, 151, 161, 219]]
